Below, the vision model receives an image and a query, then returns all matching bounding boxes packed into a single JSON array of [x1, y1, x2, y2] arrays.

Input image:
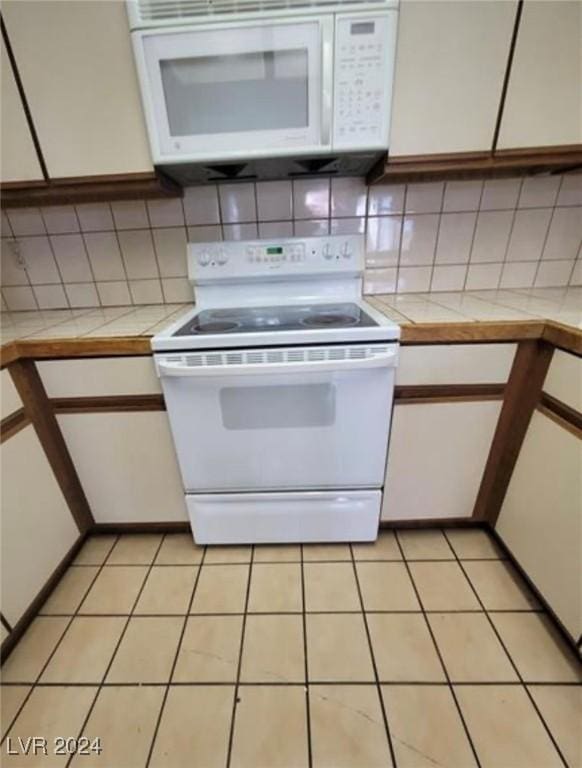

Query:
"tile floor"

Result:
[[1, 528, 580, 767]]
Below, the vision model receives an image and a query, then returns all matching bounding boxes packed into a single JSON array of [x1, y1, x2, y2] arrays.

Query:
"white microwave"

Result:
[[127, 1, 399, 167]]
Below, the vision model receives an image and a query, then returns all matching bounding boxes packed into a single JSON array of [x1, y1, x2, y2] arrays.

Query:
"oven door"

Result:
[[133, 17, 333, 163], [157, 344, 397, 492]]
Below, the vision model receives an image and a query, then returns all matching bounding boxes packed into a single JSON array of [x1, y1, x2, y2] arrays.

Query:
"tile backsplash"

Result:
[[1, 174, 580, 310]]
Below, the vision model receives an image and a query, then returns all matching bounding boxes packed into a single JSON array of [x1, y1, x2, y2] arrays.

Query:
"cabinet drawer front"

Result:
[[543, 350, 582, 414], [1, 369, 23, 419], [38, 357, 161, 397], [396, 344, 516, 385]]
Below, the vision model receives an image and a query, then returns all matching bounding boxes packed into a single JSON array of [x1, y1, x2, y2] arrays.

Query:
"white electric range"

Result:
[[153, 234, 400, 544]]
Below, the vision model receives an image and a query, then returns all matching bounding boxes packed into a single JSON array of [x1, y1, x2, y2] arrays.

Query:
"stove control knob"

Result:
[[340, 241, 353, 259], [198, 249, 211, 266], [322, 243, 334, 260], [216, 248, 228, 265]]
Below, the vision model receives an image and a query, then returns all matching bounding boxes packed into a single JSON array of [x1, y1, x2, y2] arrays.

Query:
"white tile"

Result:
[[569, 259, 582, 285], [50, 234, 93, 283], [293, 179, 330, 219], [129, 279, 164, 304], [465, 263, 503, 290], [330, 217, 365, 235], [111, 200, 149, 230], [97, 281, 131, 306], [65, 283, 100, 308], [41, 206, 79, 234], [118, 230, 158, 279], [431, 264, 467, 291], [535, 260, 575, 288], [19, 237, 61, 284], [435, 212, 477, 264], [443, 181, 482, 212], [7, 208, 46, 236], [330, 177, 367, 217], [480, 178, 521, 211], [500, 261, 538, 289], [2, 286, 38, 310], [219, 183, 256, 223], [1, 239, 28, 285], [1, 210, 13, 237], [146, 198, 184, 228], [470, 211, 514, 263], [256, 181, 292, 221], [75, 203, 114, 232], [367, 184, 405, 216], [223, 223, 258, 241], [258, 221, 293, 238], [506, 209, 552, 262], [186, 225, 222, 243], [162, 277, 192, 303], [33, 284, 69, 309], [405, 182, 443, 213], [364, 267, 397, 294], [397, 266, 433, 293], [542, 207, 582, 260], [556, 173, 582, 206], [183, 185, 220, 225], [518, 176, 561, 208], [294, 219, 329, 236], [400, 214, 439, 266], [366, 216, 401, 267], [152, 228, 187, 277], [84, 232, 125, 281]]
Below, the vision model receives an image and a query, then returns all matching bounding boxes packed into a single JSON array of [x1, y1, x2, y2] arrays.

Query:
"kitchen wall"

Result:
[[1, 174, 580, 311]]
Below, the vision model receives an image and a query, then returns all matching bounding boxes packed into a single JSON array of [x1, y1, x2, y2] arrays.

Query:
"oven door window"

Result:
[[220, 383, 335, 430]]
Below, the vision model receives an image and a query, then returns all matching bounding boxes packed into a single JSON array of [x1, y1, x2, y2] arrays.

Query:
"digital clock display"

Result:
[[266, 247, 283, 255]]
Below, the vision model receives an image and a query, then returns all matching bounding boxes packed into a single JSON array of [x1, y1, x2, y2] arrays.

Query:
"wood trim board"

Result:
[[538, 392, 582, 440], [52, 394, 165, 414], [0, 407, 29, 443], [395, 383, 505, 404]]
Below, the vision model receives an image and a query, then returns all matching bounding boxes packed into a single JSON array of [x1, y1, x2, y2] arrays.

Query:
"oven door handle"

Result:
[[157, 350, 397, 378]]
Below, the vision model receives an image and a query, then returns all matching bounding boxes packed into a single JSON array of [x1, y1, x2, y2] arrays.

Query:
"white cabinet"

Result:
[[1, 0, 152, 178], [496, 411, 581, 640], [1, 369, 23, 419], [543, 350, 582, 414], [389, 0, 516, 155], [38, 357, 161, 397], [396, 344, 516, 385], [382, 400, 501, 521], [1, 425, 79, 626], [498, 1, 582, 149]]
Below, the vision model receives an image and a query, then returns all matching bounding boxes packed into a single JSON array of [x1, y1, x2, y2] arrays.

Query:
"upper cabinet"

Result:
[[1, 0, 153, 179], [498, 0, 582, 149], [388, 0, 517, 156]]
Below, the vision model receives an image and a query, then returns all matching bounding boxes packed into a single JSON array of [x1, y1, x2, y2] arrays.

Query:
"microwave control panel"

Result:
[[333, 13, 397, 150]]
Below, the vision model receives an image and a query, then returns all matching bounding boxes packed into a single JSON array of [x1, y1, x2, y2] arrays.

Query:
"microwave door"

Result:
[[135, 18, 333, 163]]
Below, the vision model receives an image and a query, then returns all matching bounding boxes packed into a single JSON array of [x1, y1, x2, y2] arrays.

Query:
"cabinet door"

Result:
[[382, 400, 502, 521], [2, 0, 152, 178], [0, 38, 43, 183], [389, 1, 516, 155], [1, 425, 79, 626], [496, 412, 581, 640], [498, 1, 582, 149]]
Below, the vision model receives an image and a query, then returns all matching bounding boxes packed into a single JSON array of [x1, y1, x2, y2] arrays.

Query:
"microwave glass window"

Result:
[[160, 50, 309, 136]]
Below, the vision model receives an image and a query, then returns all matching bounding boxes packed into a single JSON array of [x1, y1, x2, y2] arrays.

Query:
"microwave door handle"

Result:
[[320, 21, 333, 147]]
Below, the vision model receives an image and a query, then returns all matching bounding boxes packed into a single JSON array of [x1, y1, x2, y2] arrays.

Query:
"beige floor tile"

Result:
[[73, 535, 117, 565], [409, 562, 480, 610], [79, 566, 148, 614], [303, 543, 352, 561], [398, 529, 454, 560], [310, 685, 392, 768], [4, 686, 97, 767], [154, 533, 203, 565], [382, 685, 477, 767], [150, 685, 233, 768], [528, 685, 582, 768], [191, 564, 249, 613], [304, 562, 360, 612], [455, 685, 563, 767], [106, 616, 182, 683], [106, 534, 162, 564], [463, 560, 539, 610], [368, 613, 445, 682], [428, 612, 518, 682], [1, 617, 69, 683], [173, 615, 243, 682], [40, 566, 99, 615], [445, 529, 502, 559], [248, 563, 302, 612], [231, 685, 308, 768], [241, 614, 305, 683], [306, 613, 374, 682], [71, 685, 164, 768], [1, 686, 31, 738], [490, 613, 581, 682], [134, 566, 197, 614], [352, 532, 402, 561], [356, 562, 420, 611], [253, 544, 301, 562], [40, 617, 125, 683], [204, 546, 252, 564]]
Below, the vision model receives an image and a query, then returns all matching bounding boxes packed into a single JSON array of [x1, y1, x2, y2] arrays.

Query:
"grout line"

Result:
[[3, 679, 581, 688], [300, 544, 313, 768]]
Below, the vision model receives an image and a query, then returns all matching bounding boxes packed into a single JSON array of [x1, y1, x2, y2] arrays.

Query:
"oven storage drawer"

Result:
[[187, 490, 381, 544]]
